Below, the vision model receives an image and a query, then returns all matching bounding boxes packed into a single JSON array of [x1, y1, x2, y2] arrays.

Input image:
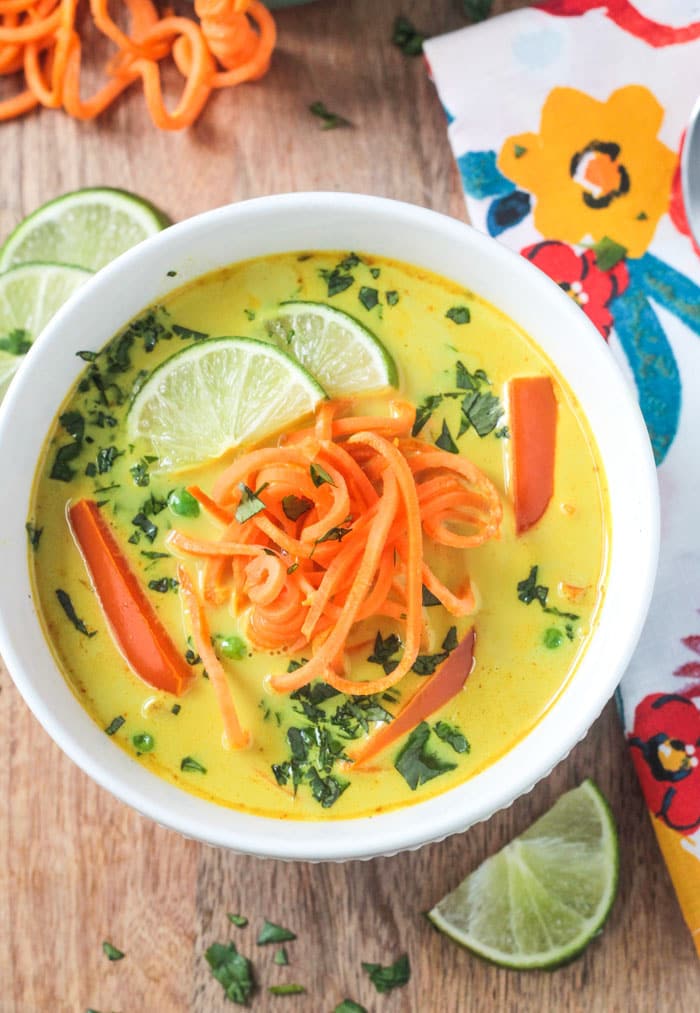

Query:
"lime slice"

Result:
[[265, 301, 397, 396], [0, 262, 92, 399], [0, 188, 169, 272], [427, 780, 619, 969], [127, 336, 327, 471]]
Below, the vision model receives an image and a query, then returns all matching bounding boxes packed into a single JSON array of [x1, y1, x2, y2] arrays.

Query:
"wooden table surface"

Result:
[[1, 1, 698, 1010]]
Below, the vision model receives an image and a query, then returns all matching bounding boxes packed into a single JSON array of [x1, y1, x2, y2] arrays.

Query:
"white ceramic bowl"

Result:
[[0, 193, 658, 861]]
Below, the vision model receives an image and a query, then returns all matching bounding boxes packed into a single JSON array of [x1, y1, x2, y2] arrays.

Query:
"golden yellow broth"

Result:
[[29, 252, 609, 820]]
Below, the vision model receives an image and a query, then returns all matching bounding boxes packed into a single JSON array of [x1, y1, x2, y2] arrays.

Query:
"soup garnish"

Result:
[[28, 250, 609, 820]]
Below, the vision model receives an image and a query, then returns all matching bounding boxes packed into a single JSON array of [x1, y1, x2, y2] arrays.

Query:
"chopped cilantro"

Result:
[[171, 703, 181, 715], [148, 577, 179, 593], [435, 418, 459, 454], [445, 305, 471, 325], [369, 267, 380, 279], [257, 920, 297, 945], [315, 525, 352, 545], [25, 521, 43, 550], [227, 913, 248, 928], [59, 410, 85, 442], [205, 941, 254, 1005], [55, 588, 96, 637], [102, 941, 124, 961], [411, 393, 443, 437], [459, 389, 503, 437], [235, 483, 267, 524], [517, 565, 549, 607], [310, 462, 335, 487], [268, 984, 305, 996], [367, 630, 401, 674], [104, 715, 125, 736], [309, 100, 352, 130], [386, 290, 399, 306], [131, 511, 157, 542], [358, 286, 379, 311], [244, 308, 256, 321], [421, 584, 441, 606], [392, 15, 424, 56], [335, 1002, 367, 1013], [140, 550, 170, 561], [273, 947, 288, 965], [434, 720, 469, 753], [514, 143, 527, 158], [442, 626, 458, 652], [76, 349, 97, 361], [362, 953, 410, 993], [96, 445, 122, 474], [395, 722, 456, 789], [130, 460, 151, 487], [282, 494, 313, 521], [180, 756, 207, 774], [319, 267, 354, 297], [172, 323, 209, 341], [49, 442, 82, 482]]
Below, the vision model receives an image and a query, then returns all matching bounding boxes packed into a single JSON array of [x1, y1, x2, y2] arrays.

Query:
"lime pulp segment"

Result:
[[0, 188, 169, 273], [427, 780, 619, 969], [0, 262, 92, 399], [265, 301, 398, 397], [127, 336, 328, 472]]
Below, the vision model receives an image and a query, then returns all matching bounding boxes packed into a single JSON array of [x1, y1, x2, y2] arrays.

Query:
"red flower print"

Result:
[[522, 240, 628, 338], [629, 693, 700, 834], [539, 1, 700, 47], [669, 133, 700, 259]]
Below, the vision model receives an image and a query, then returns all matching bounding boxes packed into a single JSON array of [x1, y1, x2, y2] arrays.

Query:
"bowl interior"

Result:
[[0, 193, 659, 860]]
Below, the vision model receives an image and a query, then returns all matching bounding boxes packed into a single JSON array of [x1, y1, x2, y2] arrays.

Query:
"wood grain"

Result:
[[0, 1, 698, 1011]]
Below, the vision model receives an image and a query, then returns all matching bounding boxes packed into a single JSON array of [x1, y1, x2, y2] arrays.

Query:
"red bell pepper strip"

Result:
[[68, 498, 195, 696], [510, 375, 557, 534], [349, 627, 475, 768]]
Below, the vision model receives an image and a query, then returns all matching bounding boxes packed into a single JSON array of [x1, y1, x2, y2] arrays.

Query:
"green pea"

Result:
[[168, 487, 200, 517], [132, 732, 155, 753], [218, 634, 247, 660], [543, 627, 564, 649]]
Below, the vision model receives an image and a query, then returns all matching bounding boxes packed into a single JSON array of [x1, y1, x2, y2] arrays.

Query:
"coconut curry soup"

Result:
[[28, 251, 609, 820]]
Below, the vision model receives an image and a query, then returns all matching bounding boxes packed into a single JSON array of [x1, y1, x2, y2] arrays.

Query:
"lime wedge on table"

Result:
[[0, 262, 91, 398], [0, 188, 169, 272], [265, 301, 398, 397], [428, 780, 619, 969], [128, 337, 327, 471]]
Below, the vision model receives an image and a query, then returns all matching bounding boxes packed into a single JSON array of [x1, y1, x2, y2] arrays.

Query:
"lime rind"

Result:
[[0, 188, 169, 273], [427, 780, 619, 970], [127, 336, 327, 472], [265, 300, 398, 397]]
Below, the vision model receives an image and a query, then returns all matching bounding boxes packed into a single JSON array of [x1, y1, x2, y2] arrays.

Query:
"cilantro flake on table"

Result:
[[392, 15, 425, 56], [309, 100, 353, 130], [101, 941, 125, 961], [205, 941, 254, 1005], [362, 952, 411, 993], [257, 920, 297, 945]]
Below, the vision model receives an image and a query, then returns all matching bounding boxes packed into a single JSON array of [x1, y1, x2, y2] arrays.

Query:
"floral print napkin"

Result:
[[424, 0, 700, 956]]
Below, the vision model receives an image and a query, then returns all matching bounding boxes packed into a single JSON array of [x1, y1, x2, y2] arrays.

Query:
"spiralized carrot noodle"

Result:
[[0, 0, 276, 128], [168, 398, 503, 698]]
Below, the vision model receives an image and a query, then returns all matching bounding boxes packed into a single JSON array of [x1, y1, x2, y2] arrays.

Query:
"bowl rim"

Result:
[[0, 192, 660, 861]]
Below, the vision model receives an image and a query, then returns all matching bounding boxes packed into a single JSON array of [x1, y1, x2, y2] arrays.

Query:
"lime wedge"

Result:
[[427, 780, 619, 969], [265, 301, 398, 397], [0, 262, 92, 399], [0, 188, 169, 272], [127, 336, 327, 471]]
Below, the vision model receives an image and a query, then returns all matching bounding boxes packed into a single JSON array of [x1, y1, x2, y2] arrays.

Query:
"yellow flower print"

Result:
[[498, 85, 676, 258]]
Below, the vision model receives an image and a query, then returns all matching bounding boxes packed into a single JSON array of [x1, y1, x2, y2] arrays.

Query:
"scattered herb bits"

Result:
[[394, 722, 456, 790], [309, 100, 352, 130], [102, 941, 125, 961], [268, 984, 305, 996], [273, 947, 289, 966], [228, 913, 249, 928], [362, 952, 411, 993], [335, 1002, 368, 1013], [180, 755, 207, 774], [392, 15, 425, 56], [104, 715, 125, 736], [205, 941, 254, 1005], [257, 920, 297, 945], [446, 305, 471, 325]]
